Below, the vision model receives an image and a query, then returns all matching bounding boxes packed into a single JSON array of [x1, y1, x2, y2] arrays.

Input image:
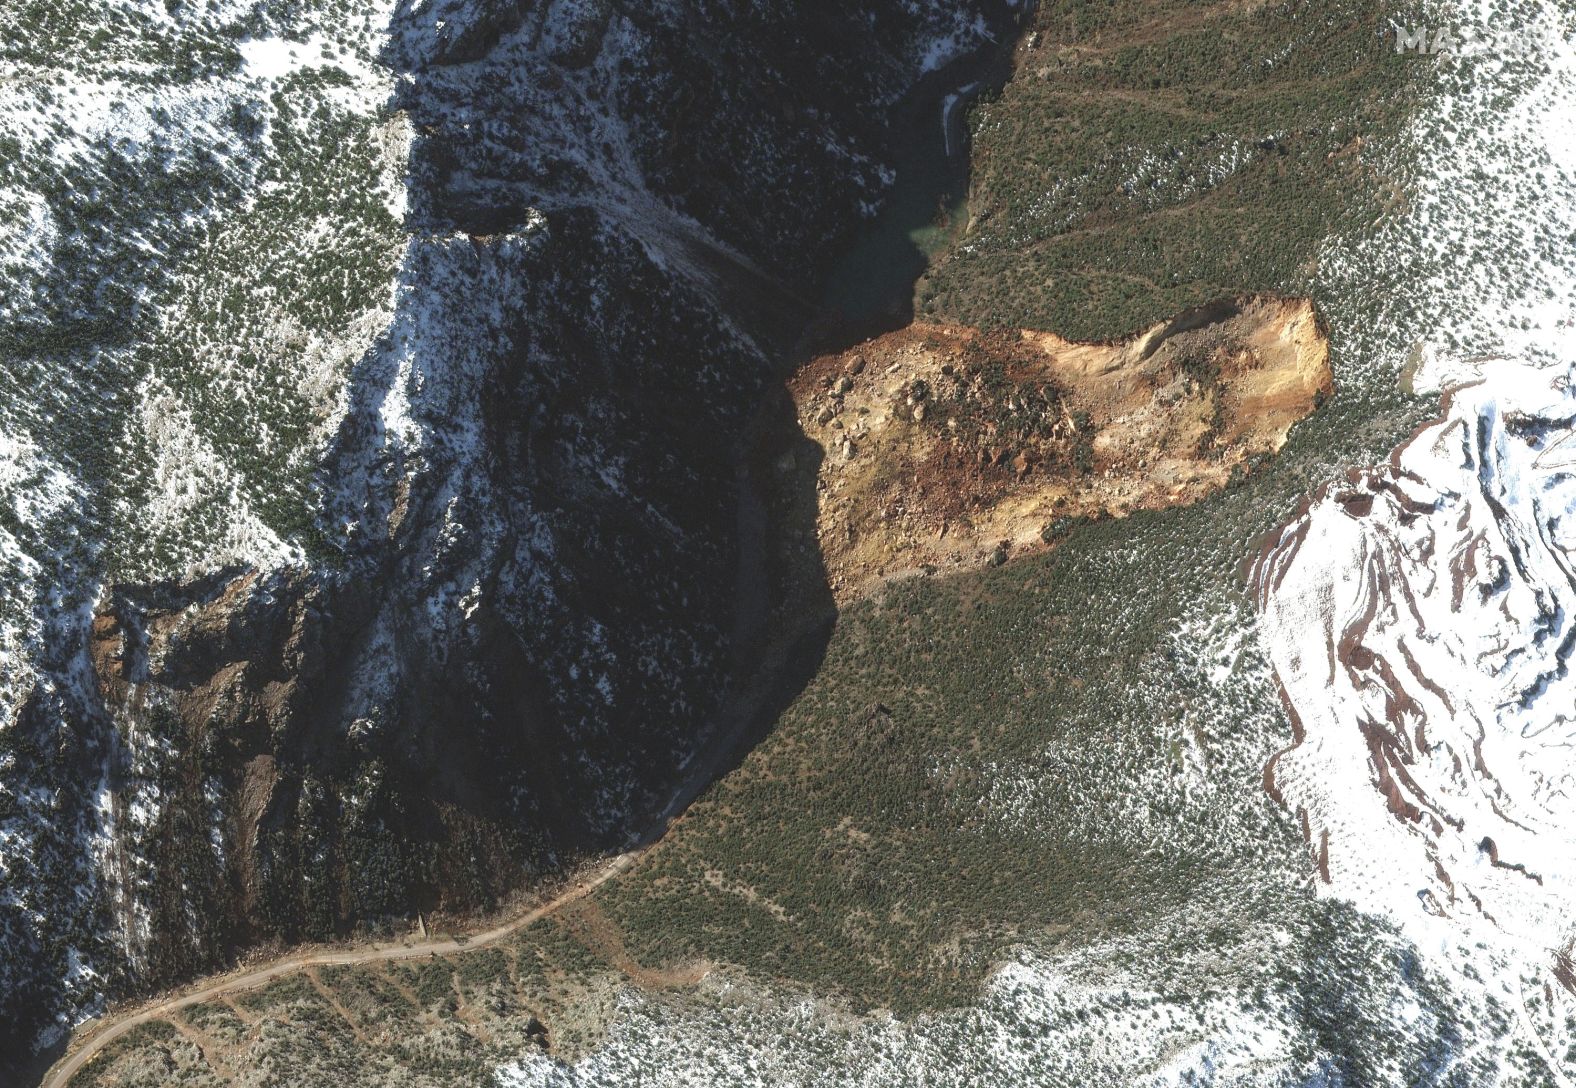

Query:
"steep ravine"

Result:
[[0, 0, 1025, 1068]]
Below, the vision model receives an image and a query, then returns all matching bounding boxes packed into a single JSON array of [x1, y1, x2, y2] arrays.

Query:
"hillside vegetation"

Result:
[[923, 0, 1423, 338], [58, 0, 1545, 1085]]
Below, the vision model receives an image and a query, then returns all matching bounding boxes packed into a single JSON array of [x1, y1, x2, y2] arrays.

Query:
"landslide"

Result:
[[765, 295, 1331, 607]]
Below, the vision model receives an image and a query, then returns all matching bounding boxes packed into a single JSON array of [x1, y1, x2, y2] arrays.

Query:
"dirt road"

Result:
[[40, 850, 640, 1088]]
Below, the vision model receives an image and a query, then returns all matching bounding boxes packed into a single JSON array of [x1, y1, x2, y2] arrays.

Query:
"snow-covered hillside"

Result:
[[0, 0, 405, 1056], [1257, 356, 1576, 991], [0, 0, 1004, 1064], [9, 0, 1576, 1081], [487, 3, 1576, 1086], [1253, 0, 1576, 1078]]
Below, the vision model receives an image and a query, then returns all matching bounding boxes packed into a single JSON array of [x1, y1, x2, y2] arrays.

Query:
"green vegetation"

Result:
[[0, 0, 389, 80], [0, 0, 240, 79], [595, 382, 1425, 1015], [234, 973, 318, 1014], [127, 70, 404, 561], [390, 957, 463, 1012], [316, 964, 422, 1029], [62, 927, 626, 1087], [0, 0, 402, 585], [49, 0, 1482, 1080], [65, 1021, 181, 1088], [582, 0, 1438, 1019], [922, 0, 1429, 338], [180, 1001, 248, 1045]]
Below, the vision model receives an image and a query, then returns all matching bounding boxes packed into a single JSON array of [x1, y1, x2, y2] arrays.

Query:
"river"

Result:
[[814, 44, 1013, 337]]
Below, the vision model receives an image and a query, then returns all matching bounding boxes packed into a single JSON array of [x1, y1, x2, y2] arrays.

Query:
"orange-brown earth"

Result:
[[768, 295, 1331, 605]]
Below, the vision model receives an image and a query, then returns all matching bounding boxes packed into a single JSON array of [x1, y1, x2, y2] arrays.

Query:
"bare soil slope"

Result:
[[773, 295, 1330, 603]]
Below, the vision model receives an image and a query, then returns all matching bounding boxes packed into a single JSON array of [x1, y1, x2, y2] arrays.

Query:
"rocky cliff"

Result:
[[0, 0, 1015, 1062]]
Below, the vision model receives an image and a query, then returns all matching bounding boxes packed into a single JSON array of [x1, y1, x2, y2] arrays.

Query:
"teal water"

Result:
[[816, 100, 973, 329], [816, 64, 986, 332]]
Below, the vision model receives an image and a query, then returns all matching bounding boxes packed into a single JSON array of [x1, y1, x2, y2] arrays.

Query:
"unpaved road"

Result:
[[41, 850, 640, 1088], [42, 695, 761, 1088]]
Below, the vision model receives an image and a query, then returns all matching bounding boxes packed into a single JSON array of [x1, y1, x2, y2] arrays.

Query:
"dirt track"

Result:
[[40, 850, 640, 1088]]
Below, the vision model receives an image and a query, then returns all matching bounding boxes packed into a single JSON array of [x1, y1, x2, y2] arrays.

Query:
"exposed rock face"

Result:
[[1254, 357, 1576, 977], [777, 295, 1331, 603], [0, 0, 1011, 1057]]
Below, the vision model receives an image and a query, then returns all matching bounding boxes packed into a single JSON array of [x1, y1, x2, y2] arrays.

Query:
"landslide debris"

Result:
[[771, 295, 1330, 603]]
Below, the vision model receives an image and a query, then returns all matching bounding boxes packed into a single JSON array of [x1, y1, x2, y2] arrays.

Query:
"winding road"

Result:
[[40, 850, 641, 1088]]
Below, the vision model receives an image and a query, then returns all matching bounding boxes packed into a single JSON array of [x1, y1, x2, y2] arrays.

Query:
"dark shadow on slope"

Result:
[[14, 9, 1029, 1084], [635, 382, 838, 844], [633, 16, 1030, 838]]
